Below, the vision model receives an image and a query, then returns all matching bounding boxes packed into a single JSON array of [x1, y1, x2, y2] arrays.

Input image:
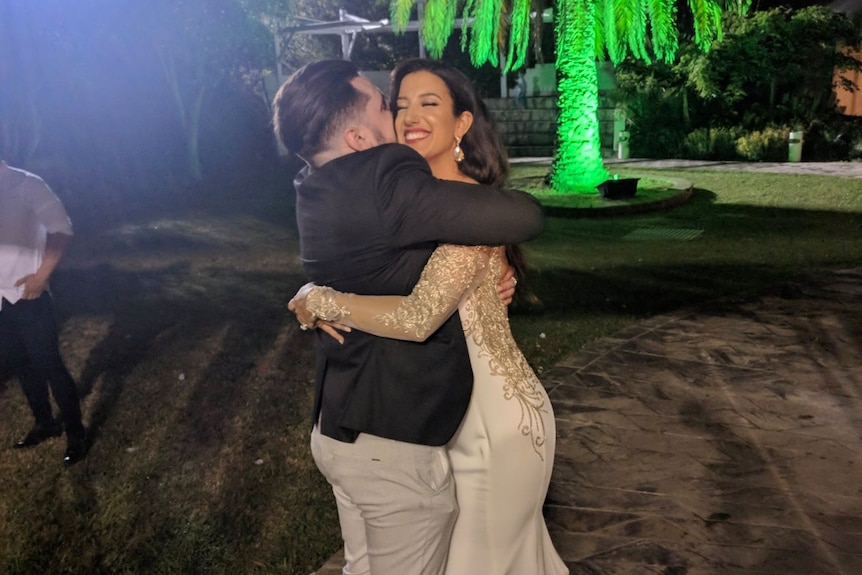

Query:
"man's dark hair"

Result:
[[272, 60, 370, 158]]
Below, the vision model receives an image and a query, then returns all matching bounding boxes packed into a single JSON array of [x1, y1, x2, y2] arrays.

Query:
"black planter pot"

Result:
[[597, 178, 639, 200]]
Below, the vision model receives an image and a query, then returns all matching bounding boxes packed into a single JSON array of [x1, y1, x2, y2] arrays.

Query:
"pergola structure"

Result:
[[270, 7, 457, 88], [282, 9, 444, 62], [271, 6, 552, 89]]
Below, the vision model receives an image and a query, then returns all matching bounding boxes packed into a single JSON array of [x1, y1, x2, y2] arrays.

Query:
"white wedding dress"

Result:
[[442, 246, 568, 575], [320, 244, 568, 575]]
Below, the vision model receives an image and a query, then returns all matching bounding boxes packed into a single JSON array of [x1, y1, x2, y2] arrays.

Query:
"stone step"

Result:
[[499, 132, 555, 146], [491, 110, 558, 124], [496, 122, 557, 136], [485, 96, 558, 110], [506, 145, 555, 158]]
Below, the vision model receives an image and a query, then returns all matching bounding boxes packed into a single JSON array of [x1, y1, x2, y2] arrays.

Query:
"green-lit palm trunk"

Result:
[[551, 0, 609, 193]]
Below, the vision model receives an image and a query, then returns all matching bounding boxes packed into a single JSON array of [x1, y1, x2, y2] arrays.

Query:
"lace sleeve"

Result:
[[306, 244, 491, 341]]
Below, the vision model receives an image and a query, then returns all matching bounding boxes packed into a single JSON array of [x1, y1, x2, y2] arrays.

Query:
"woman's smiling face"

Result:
[[394, 70, 471, 174]]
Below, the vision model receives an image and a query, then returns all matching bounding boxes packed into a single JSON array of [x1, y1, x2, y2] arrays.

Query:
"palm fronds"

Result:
[[601, 0, 622, 63], [615, 0, 650, 62], [394, 0, 742, 84], [391, 0, 416, 33], [688, 0, 724, 50], [646, 0, 678, 62], [505, 0, 532, 71], [464, 0, 505, 67], [422, 0, 458, 57]]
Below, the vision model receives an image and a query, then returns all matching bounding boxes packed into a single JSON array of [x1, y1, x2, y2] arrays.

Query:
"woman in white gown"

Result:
[[301, 59, 568, 575]]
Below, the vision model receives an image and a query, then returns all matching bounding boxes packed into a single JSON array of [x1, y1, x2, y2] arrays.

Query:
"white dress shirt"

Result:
[[0, 162, 73, 310]]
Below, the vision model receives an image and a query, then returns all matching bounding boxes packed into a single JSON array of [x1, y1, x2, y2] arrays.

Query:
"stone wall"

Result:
[[486, 95, 625, 158]]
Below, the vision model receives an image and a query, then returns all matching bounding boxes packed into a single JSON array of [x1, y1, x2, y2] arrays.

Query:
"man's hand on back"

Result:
[[496, 261, 517, 306]]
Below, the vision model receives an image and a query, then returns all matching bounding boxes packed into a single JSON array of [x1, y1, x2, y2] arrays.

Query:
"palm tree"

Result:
[[391, 0, 748, 193]]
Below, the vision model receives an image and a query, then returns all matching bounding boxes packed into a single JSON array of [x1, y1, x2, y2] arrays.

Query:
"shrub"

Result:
[[850, 129, 862, 160], [712, 127, 745, 160], [680, 129, 712, 159], [680, 127, 744, 160], [800, 117, 862, 161], [626, 94, 687, 158], [615, 62, 689, 159], [736, 126, 790, 161]]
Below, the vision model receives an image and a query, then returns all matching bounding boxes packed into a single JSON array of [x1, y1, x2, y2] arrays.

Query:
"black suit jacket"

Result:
[[295, 144, 544, 445]]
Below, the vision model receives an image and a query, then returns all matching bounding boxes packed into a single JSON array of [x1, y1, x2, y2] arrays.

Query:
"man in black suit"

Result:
[[272, 60, 543, 575]]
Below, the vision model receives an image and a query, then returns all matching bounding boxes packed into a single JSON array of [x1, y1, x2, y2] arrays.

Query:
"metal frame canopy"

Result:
[[281, 6, 552, 61], [282, 8, 460, 60], [273, 6, 553, 94]]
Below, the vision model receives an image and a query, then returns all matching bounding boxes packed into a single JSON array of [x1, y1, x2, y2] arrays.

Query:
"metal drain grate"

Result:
[[624, 228, 704, 241]]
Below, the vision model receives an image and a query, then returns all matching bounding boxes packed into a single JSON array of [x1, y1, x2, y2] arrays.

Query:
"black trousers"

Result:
[[0, 293, 83, 435]]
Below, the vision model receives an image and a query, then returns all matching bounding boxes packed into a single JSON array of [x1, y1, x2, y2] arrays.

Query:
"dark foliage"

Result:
[[1, 0, 282, 217], [614, 6, 862, 160]]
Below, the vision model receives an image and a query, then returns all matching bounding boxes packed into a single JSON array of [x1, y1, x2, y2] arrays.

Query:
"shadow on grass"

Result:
[[521, 261, 805, 319], [21, 257, 337, 573], [52, 261, 310, 436]]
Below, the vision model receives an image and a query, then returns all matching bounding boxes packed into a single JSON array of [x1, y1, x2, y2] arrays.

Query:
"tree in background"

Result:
[[614, 5, 862, 160], [1, 0, 281, 199], [0, 1, 42, 164], [687, 6, 861, 128], [392, 0, 749, 192], [147, 0, 273, 182]]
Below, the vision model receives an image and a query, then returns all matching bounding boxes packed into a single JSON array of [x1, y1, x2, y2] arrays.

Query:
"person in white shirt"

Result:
[[0, 160, 86, 465]]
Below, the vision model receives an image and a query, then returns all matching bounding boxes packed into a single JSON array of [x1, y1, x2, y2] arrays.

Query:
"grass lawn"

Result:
[[510, 167, 862, 371], [1, 166, 861, 574]]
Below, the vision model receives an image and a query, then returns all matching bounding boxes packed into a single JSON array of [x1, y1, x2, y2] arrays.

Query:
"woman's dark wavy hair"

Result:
[[389, 58, 509, 189], [389, 59, 526, 278]]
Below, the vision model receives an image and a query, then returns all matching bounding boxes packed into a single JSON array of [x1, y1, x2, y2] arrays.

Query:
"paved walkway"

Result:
[[513, 157, 862, 178], [315, 162, 862, 575], [543, 267, 862, 574]]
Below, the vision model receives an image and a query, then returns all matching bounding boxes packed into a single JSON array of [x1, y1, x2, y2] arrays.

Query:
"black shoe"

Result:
[[63, 432, 87, 466], [14, 422, 63, 449]]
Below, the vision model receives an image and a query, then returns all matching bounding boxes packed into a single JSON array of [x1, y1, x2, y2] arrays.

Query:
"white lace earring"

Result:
[[453, 136, 465, 163]]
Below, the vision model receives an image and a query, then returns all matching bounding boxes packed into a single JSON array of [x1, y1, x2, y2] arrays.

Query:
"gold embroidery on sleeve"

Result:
[[306, 286, 351, 321], [461, 247, 549, 460], [374, 244, 489, 339]]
